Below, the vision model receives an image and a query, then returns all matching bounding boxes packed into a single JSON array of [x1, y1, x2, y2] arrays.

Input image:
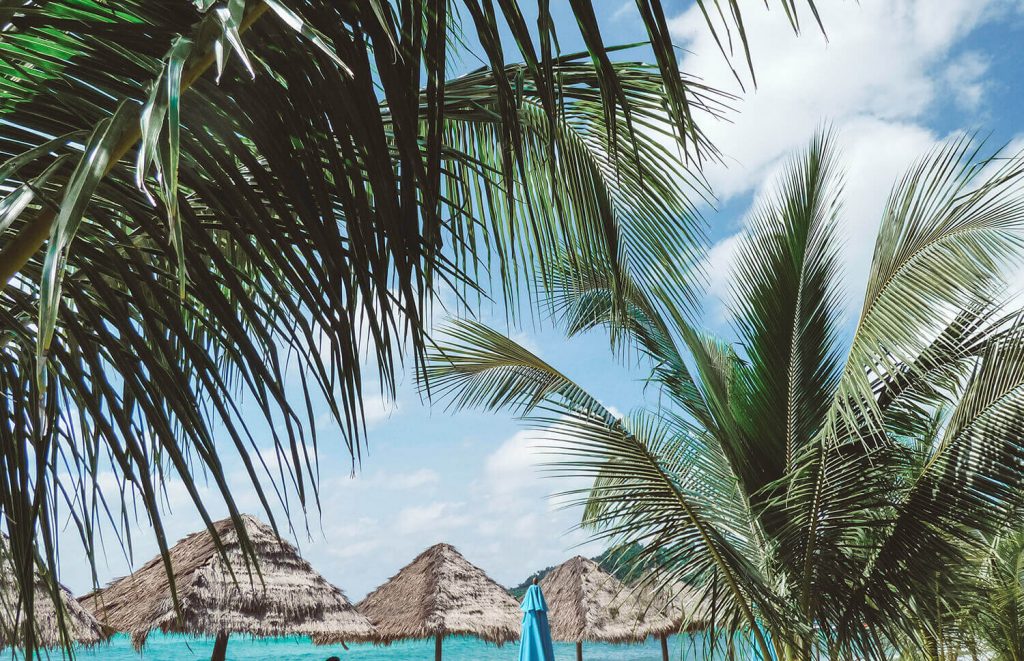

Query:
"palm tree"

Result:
[[945, 529, 1024, 661], [427, 131, 1024, 660], [0, 0, 824, 653]]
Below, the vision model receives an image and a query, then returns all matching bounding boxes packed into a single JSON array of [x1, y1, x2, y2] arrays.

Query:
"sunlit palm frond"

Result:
[[543, 408, 787, 657], [837, 319, 1024, 652], [833, 138, 1024, 439], [0, 0, 743, 651]]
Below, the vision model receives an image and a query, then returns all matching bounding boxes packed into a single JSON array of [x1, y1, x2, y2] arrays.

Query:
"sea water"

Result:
[[24, 632, 721, 660]]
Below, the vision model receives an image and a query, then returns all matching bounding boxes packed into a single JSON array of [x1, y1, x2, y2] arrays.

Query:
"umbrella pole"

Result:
[[661, 633, 669, 661], [576, 640, 583, 661], [434, 633, 443, 661], [211, 632, 229, 661]]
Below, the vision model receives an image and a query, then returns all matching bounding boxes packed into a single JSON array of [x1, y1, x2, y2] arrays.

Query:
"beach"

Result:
[[58, 633, 709, 660]]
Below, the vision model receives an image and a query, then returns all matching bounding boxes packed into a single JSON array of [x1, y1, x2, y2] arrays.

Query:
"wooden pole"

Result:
[[434, 633, 443, 661], [661, 633, 669, 661], [211, 632, 229, 661], [576, 640, 583, 661]]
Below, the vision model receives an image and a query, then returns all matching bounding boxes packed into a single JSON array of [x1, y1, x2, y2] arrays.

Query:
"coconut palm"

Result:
[[427, 131, 1024, 660], [0, 0, 828, 653], [942, 529, 1024, 661]]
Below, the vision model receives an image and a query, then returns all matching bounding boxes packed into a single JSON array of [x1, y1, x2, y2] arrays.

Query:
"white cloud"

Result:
[[394, 502, 470, 535], [671, 0, 1002, 200], [672, 0, 1004, 321], [944, 51, 990, 112], [704, 232, 742, 321], [389, 468, 440, 489], [483, 429, 546, 496], [361, 393, 398, 427]]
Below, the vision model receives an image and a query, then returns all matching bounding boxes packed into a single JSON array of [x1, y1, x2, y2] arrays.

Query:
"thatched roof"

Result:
[[80, 514, 375, 649], [539, 556, 673, 643], [626, 573, 709, 636], [0, 540, 112, 649], [356, 543, 520, 645]]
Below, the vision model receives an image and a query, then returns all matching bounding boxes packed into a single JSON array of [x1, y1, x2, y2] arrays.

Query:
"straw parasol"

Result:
[[539, 555, 672, 661], [627, 573, 709, 661], [356, 542, 520, 660], [80, 514, 375, 661], [0, 538, 112, 650]]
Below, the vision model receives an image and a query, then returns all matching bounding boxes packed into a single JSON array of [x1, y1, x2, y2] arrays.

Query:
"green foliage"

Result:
[[0, 0, 821, 655], [428, 132, 1024, 659], [971, 531, 1024, 661]]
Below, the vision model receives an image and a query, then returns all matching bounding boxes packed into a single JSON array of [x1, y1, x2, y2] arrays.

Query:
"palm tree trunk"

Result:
[[575, 640, 583, 661], [0, 1, 271, 290], [434, 633, 442, 661], [211, 632, 229, 661], [660, 633, 669, 661]]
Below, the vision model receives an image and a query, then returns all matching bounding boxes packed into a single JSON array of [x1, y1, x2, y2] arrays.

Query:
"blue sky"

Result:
[[57, 0, 1024, 603]]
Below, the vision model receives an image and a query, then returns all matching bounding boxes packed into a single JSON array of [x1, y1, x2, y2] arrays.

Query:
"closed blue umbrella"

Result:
[[519, 579, 556, 661]]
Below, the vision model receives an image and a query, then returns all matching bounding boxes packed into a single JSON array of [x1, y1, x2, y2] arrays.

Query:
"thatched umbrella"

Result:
[[0, 538, 112, 650], [627, 574, 708, 661], [356, 542, 520, 660], [539, 555, 672, 661], [80, 514, 375, 661]]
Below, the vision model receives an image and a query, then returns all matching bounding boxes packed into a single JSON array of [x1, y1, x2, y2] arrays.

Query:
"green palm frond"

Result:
[[0, 0, 789, 652], [833, 138, 1024, 439], [877, 305, 1006, 441], [835, 319, 1024, 651], [728, 130, 845, 506], [427, 131, 1024, 660], [543, 408, 786, 655], [425, 319, 611, 420], [973, 530, 1024, 661], [427, 321, 782, 654]]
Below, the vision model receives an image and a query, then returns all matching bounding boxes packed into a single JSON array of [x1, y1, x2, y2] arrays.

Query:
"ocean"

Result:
[[36, 632, 722, 660]]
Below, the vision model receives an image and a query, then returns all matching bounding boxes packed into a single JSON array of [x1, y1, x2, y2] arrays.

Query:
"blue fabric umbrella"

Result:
[[519, 581, 556, 661]]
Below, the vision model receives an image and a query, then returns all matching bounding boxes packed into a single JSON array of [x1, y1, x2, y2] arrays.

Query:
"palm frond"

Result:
[[425, 319, 610, 419], [833, 137, 1024, 439], [836, 319, 1024, 651], [729, 129, 845, 492], [543, 408, 786, 657], [0, 0, 737, 652]]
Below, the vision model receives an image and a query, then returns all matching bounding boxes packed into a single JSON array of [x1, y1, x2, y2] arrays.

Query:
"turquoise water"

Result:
[[28, 632, 721, 660]]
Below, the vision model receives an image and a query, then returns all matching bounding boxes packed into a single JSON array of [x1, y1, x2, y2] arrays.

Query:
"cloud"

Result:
[[472, 427, 605, 573], [394, 502, 471, 535], [944, 51, 990, 112], [483, 429, 546, 497], [703, 232, 742, 321], [670, 0, 1003, 199], [361, 393, 399, 427], [672, 0, 1002, 321], [389, 468, 440, 489], [320, 467, 440, 493]]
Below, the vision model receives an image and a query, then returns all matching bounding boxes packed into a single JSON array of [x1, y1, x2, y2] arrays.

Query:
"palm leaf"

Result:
[[0, 0, 742, 652]]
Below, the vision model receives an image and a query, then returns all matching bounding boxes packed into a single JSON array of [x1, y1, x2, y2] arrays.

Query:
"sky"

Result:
[[55, 0, 1024, 604]]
